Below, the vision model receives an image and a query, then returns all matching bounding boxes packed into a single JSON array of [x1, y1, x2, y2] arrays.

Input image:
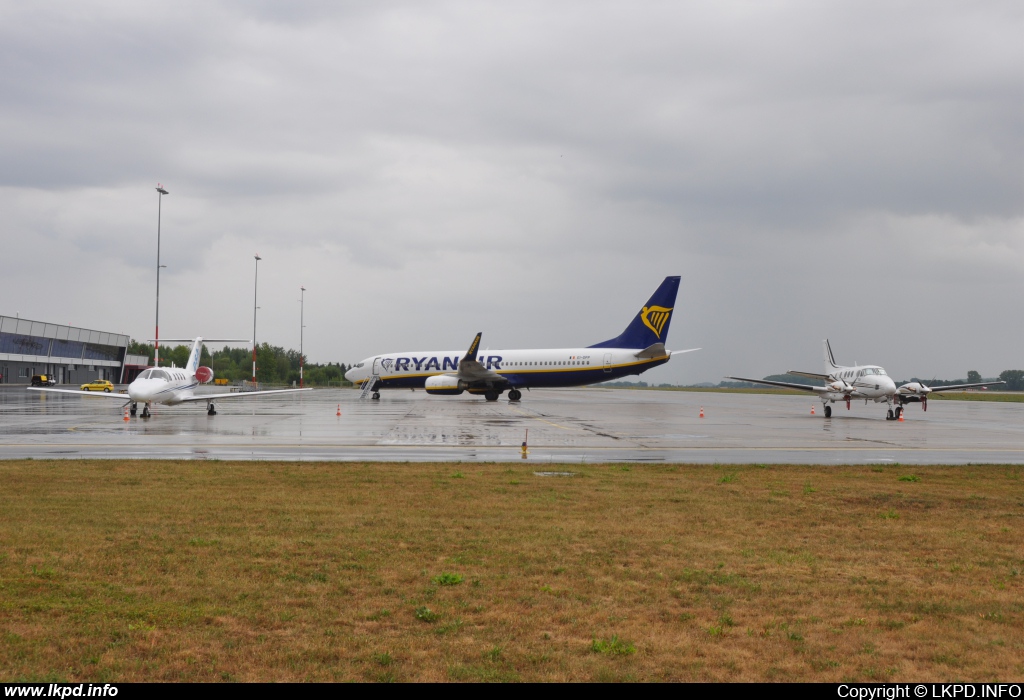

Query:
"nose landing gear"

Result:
[[824, 404, 832, 418], [141, 404, 151, 419], [207, 402, 217, 416], [130, 402, 138, 417]]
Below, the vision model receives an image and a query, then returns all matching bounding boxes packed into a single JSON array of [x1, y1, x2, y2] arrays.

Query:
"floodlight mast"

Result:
[[154, 185, 169, 367], [299, 286, 305, 388], [252, 254, 261, 384]]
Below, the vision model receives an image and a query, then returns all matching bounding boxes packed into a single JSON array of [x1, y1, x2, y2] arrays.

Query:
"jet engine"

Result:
[[424, 374, 463, 395], [195, 366, 214, 384]]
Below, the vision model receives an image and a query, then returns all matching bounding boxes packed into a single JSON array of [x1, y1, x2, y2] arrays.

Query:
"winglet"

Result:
[[463, 333, 482, 363]]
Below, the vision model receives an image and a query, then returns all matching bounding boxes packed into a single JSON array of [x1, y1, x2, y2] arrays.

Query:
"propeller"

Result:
[[827, 375, 855, 396], [898, 377, 934, 396]]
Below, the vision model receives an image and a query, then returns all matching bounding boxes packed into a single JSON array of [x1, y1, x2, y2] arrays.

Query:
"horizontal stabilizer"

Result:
[[150, 339, 250, 344], [634, 343, 668, 359]]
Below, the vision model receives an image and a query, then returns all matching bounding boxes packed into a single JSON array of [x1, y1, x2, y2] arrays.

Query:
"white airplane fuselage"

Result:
[[820, 364, 897, 404], [126, 367, 202, 405], [344, 346, 669, 392]]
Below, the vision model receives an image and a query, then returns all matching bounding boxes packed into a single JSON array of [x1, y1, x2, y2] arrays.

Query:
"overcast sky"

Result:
[[1, 1, 1021, 384]]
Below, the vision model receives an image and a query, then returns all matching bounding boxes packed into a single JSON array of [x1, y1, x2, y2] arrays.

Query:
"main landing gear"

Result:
[[484, 391, 500, 402], [508, 389, 522, 402], [886, 406, 903, 421], [130, 402, 138, 417], [207, 402, 217, 416]]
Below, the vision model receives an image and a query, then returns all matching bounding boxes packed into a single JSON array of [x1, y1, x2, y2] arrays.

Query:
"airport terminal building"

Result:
[[0, 315, 148, 385]]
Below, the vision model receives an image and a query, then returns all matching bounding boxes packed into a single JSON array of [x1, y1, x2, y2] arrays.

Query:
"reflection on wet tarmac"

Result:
[[1, 385, 1023, 464]]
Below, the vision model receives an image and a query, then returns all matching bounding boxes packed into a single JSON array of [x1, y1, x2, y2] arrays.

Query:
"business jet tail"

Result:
[[588, 276, 681, 349]]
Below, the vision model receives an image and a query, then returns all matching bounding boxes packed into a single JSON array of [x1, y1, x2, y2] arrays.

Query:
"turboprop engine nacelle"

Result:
[[195, 366, 214, 384], [898, 382, 930, 396], [424, 374, 463, 395]]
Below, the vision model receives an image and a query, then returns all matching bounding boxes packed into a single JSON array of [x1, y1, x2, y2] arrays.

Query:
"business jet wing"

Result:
[[27, 387, 130, 399], [176, 387, 312, 402], [456, 332, 506, 384], [725, 376, 829, 393]]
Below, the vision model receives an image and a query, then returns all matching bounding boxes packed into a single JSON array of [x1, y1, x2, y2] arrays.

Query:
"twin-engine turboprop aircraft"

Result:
[[344, 276, 699, 402], [28, 337, 310, 417], [727, 339, 1004, 420]]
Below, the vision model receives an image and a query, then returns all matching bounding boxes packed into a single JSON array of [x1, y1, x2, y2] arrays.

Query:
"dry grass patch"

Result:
[[0, 460, 1022, 681]]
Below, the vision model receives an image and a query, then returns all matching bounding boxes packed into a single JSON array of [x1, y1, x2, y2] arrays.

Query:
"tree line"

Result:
[[126, 341, 352, 386]]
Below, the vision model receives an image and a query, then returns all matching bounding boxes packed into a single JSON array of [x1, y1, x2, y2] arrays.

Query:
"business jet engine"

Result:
[[424, 374, 463, 396], [195, 366, 214, 384]]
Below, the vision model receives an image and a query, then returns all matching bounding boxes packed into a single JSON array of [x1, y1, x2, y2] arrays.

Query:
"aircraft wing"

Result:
[[456, 332, 507, 384], [787, 370, 831, 381], [27, 387, 130, 399], [725, 376, 828, 393], [903, 380, 1006, 394], [176, 388, 312, 402]]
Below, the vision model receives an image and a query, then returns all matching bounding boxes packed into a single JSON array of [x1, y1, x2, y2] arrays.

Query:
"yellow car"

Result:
[[80, 379, 115, 393]]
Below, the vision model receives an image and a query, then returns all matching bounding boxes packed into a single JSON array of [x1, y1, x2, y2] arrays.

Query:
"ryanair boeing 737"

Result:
[[345, 276, 697, 402]]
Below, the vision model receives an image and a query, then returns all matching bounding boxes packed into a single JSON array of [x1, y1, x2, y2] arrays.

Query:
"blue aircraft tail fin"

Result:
[[588, 276, 681, 349]]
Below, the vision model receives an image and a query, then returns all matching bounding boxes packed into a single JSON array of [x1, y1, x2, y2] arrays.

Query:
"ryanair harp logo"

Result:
[[640, 305, 673, 339], [380, 358, 395, 372]]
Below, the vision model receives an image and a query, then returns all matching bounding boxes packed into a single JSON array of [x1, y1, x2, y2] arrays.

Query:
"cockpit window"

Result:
[[138, 370, 152, 379], [151, 369, 169, 380], [876, 369, 886, 375]]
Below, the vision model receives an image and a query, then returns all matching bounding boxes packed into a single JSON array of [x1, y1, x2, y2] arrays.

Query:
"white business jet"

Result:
[[727, 339, 1004, 420], [345, 276, 699, 402], [29, 337, 310, 417]]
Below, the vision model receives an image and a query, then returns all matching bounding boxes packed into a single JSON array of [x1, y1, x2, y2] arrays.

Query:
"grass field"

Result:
[[1, 460, 1022, 682]]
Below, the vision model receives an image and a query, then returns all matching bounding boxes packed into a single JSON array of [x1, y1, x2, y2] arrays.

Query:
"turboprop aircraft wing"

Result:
[[725, 376, 829, 393]]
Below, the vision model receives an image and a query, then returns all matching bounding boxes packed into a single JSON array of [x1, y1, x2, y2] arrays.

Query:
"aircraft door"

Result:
[[372, 357, 383, 377], [603, 353, 612, 373]]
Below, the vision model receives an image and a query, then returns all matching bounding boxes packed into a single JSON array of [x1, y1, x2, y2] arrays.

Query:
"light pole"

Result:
[[252, 254, 261, 384], [154, 185, 169, 367], [299, 286, 305, 388]]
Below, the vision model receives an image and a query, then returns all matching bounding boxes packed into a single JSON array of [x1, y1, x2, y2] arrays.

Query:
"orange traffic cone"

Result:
[[811, 405, 816, 415], [123, 406, 129, 422], [336, 404, 341, 417], [898, 408, 904, 422], [699, 406, 704, 418]]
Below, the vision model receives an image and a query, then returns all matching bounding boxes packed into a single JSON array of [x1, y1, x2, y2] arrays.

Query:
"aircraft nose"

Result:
[[344, 368, 356, 382]]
